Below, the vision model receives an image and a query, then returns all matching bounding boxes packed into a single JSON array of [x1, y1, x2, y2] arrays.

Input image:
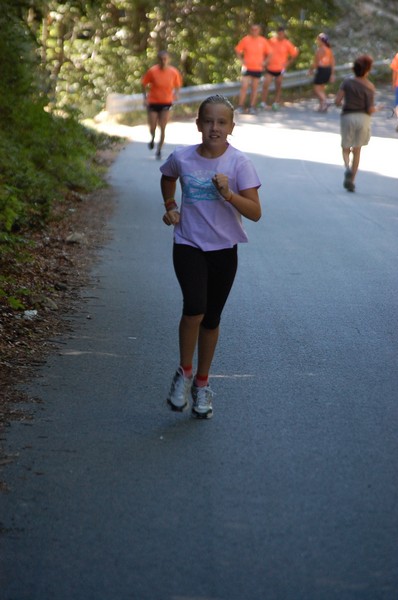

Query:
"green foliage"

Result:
[[0, 3, 40, 114], [0, 185, 24, 234], [20, 0, 339, 116], [0, 2, 107, 238], [0, 275, 28, 310], [0, 288, 26, 311], [7, 297, 27, 310], [0, 104, 104, 233]]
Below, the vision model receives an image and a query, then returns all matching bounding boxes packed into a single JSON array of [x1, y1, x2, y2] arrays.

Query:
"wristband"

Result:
[[164, 198, 178, 211], [226, 191, 233, 202]]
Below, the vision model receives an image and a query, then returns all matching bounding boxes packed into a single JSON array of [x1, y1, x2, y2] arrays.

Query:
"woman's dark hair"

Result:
[[198, 95, 234, 120], [353, 55, 373, 77]]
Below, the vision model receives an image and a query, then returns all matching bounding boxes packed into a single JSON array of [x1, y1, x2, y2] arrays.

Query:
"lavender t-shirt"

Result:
[[160, 144, 261, 251]]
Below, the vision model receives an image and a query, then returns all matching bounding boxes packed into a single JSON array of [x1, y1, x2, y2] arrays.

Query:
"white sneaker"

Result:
[[191, 384, 214, 419], [167, 367, 192, 412]]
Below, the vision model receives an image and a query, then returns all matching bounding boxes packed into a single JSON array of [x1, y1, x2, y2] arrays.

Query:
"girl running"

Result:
[[160, 95, 262, 419]]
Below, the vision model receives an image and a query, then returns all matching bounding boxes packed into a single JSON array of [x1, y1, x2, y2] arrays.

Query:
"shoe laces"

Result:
[[172, 370, 192, 398], [194, 385, 214, 408]]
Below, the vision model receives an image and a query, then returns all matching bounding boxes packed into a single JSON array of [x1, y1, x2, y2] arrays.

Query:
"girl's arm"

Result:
[[161, 174, 177, 200], [229, 187, 261, 222], [212, 174, 261, 222], [161, 174, 180, 226]]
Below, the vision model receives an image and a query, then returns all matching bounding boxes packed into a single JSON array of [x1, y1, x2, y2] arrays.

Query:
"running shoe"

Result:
[[191, 384, 214, 419], [272, 102, 280, 111], [343, 168, 353, 190], [148, 139, 155, 150], [156, 149, 162, 160], [167, 367, 192, 412], [235, 106, 244, 114], [248, 106, 257, 115]]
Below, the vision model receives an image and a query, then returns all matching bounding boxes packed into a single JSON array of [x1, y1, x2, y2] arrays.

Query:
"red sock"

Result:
[[181, 365, 193, 378], [194, 374, 209, 387]]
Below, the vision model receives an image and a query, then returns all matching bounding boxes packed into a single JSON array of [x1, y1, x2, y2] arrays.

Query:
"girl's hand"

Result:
[[163, 210, 180, 226], [212, 173, 231, 200]]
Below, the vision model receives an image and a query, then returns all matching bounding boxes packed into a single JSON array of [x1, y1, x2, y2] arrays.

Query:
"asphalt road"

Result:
[[1, 98, 397, 600]]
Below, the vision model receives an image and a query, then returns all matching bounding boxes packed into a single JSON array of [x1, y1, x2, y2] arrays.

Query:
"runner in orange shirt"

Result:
[[308, 33, 335, 112], [142, 51, 183, 159], [260, 26, 299, 111], [235, 24, 271, 114]]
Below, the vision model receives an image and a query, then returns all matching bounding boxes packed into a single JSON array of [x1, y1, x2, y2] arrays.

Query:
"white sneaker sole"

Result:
[[191, 407, 213, 419], [167, 398, 188, 412]]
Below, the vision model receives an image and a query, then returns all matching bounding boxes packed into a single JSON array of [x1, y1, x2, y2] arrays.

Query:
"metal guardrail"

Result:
[[105, 59, 390, 115]]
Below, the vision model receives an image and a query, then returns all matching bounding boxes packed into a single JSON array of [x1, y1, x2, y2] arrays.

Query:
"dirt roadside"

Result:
[[0, 143, 126, 486]]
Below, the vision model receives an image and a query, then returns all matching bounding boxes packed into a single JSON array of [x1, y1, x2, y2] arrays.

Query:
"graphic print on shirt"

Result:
[[182, 171, 220, 204]]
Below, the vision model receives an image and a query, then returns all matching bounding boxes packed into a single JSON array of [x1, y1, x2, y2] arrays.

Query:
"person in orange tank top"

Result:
[[235, 24, 271, 114], [260, 26, 299, 111], [142, 51, 183, 159], [308, 33, 335, 112]]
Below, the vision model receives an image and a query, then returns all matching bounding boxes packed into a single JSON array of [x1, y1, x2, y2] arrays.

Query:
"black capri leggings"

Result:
[[173, 243, 238, 330]]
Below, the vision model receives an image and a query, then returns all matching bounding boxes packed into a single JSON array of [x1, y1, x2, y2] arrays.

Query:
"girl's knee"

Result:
[[201, 314, 221, 329], [182, 313, 204, 326]]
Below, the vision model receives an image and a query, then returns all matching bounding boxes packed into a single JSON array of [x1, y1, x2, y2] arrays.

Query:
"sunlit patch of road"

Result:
[[92, 110, 396, 180]]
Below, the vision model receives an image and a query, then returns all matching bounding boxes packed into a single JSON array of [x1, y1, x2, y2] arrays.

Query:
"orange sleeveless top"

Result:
[[318, 46, 333, 67]]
